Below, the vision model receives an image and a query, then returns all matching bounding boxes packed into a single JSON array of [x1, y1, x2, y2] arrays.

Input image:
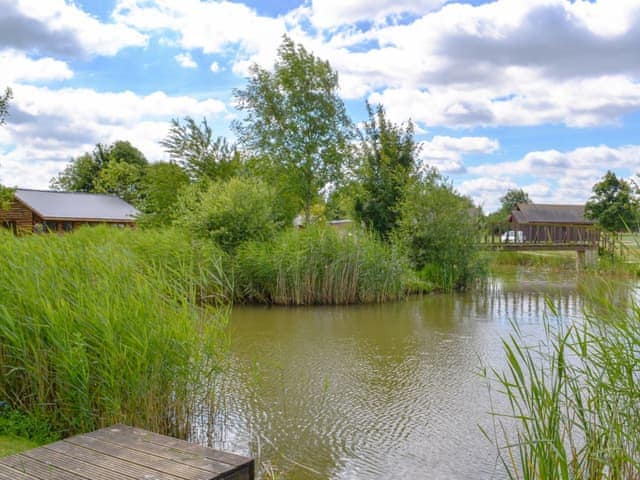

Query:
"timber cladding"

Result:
[[0, 198, 33, 234]]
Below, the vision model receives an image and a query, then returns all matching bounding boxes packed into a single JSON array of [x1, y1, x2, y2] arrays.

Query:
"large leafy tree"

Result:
[[51, 141, 148, 196], [137, 162, 190, 227], [354, 102, 418, 240], [233, 35, 352, 224], [585, 170, 639, 232], [0, 87, 12, 126], [160, 117, 241, 182]]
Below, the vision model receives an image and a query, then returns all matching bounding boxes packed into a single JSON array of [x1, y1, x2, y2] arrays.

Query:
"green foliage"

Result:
[[0, 405, 58, 445], [0, 227, 229, 437], [137, 162, 190, 227], [486, 188, 532, 225], [585, 170, 639, 232], [486, 285, 640, 479], [94, 160, 145, 205], [175, 177, 278, 251], [0, 87, 12, 126], [397, 171, 484, 291], [0, 185, 15, 211], [0, 435, 39, 457], [354, 102, 418, 240], [234, 225, 408, 305], [50, 141, 148, 197], [234, 35, 353, 223], [160, 117, 241, 181]]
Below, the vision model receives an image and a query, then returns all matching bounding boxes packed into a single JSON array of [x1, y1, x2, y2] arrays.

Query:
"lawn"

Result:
[[0, 435, 39, 457]]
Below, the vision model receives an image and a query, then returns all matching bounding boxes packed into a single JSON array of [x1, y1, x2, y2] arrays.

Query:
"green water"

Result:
[[206, 271, 591, 479]]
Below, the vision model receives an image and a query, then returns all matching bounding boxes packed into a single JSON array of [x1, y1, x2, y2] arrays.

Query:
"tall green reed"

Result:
[[0, 227, 229, 438], [484, 281, 640, 479], [234, 226, 408, 304]]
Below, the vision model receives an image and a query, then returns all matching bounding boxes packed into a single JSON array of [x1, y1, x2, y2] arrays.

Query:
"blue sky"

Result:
[[1, 0, 640, 211]]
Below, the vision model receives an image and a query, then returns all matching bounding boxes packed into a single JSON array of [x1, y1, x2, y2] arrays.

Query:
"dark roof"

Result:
[[15, 189, 139, 222], [510, 203, 593, 224]]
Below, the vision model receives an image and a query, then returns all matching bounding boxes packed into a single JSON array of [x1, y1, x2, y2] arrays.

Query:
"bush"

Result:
[[234, 225, 408, 304], [0, 227, 229, 438], [396, 177, 485, 291], [174, 177, 278, 251]]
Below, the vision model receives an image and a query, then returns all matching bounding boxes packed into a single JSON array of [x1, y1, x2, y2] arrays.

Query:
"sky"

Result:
[[1, 0, 640, 212]]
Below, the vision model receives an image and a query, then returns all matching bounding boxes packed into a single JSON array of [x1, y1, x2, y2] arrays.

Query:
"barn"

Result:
[[508, 203, 597, 244], [0, 189, 139, 234]]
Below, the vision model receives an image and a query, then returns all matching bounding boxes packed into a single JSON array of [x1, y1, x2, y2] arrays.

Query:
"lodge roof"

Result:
[[14, 189, 139, 222], [509, 203, 593, 225]]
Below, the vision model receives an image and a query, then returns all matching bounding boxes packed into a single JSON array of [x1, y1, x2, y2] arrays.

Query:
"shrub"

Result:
[[174, 177, 278, 251]]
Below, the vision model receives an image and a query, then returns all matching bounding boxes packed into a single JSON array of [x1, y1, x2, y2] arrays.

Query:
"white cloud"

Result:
[[0, 49, 73, 84], [175, 52, 197, 68], [308, 0, 445, 29], [419, 136, 499, 174], [0, 0, 147, 57], [0, 84, 228, 189], [458, 144, 640, 212], [209, 61, 221, 73]]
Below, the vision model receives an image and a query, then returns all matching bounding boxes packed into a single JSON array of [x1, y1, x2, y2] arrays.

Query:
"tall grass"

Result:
[[485, 283, 640, 479], [0, 227, 229, 438], [234, 226, 408, 304]]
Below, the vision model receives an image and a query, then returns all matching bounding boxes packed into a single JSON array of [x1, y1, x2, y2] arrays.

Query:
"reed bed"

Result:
[[234, 226, 408, 304], [486, 281, 640, 479], [0, 227, 229, 438]]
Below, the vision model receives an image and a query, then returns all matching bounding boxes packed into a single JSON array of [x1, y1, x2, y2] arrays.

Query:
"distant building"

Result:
[[508, 203, 595, 243], [0, 189, 139, 234]]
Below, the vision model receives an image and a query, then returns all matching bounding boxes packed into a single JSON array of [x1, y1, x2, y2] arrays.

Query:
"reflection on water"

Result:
[[202, 271, 611, 479]]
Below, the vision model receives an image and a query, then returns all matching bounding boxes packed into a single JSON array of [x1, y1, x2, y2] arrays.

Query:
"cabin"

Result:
[[508, 203, 596, 244], [0, 189, 139, 234]]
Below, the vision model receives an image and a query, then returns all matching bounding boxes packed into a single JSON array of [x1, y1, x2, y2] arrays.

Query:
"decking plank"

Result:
[[2, 453, 89, 480], [86, 427, 233, 474], [0, 460, 39, 480], [44, 441, 182, 480], [64, 436, 213, 480], [95, 425, 248, 466]]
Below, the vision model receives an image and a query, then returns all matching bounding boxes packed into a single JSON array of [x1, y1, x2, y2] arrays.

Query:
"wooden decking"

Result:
[[0, 425, 254, 480]]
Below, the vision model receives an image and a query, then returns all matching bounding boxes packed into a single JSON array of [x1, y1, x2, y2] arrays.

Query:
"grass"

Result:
[[490, 250, 577, 270], [0, 436, 39, 457], [234, 226, 409, 304], [484, 280, 640, 479], [0, 227, 229, 439]]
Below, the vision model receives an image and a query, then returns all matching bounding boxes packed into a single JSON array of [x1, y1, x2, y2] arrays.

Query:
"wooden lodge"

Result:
[[0, 189, 139, 234], [508, 203, 597, 244]]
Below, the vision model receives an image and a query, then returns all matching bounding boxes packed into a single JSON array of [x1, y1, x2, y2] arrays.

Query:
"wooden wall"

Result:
[[0, 199, 33, 234]]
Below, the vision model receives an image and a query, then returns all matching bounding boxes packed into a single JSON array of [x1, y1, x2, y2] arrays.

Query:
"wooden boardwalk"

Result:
[[0, 425, 254, 480]]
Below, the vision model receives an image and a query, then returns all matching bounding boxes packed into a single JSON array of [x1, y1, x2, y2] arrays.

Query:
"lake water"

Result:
[[205, 270, 592, 479]]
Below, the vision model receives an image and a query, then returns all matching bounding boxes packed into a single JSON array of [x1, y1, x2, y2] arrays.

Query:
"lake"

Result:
[[204, 270, 593, 479]]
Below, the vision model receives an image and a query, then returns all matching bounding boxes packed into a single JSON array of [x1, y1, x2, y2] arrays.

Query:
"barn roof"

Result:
[[15, 189, 139, 222], [510, 203, 593, 224]]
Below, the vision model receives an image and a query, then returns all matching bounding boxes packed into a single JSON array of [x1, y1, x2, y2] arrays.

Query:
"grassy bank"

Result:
[[489, 250, 577, 270], [0, 227, 229, 438], [486, 280, 640, 479], [234, 226, 410, 304]]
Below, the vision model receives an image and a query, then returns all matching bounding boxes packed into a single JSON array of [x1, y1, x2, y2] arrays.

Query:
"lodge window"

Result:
[[1, 221, 16, 234], [43, 221, 57, 233], [63, 222, 73, 232]]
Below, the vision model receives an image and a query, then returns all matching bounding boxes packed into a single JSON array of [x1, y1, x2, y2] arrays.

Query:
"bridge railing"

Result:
[[483, 222, 601, 248]]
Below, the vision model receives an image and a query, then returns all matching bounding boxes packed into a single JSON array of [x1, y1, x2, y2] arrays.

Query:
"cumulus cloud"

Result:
[[0, 49, 73, 84], [419, 136, 499, 174], [459, 144, 640, 211], [0, 0, 147, 58], [175, 52, 197, 68], [0, 84, 227, 188]]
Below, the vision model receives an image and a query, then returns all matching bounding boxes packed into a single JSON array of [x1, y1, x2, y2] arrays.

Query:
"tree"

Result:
[[499, 189, 531, 215], [397, 169, 482, 291], [160, 117, 241, 182], [0, 87, 12, 126], [585, 171, 639, 232], [137, 162, 190, 227], [94, 160, 145, 205], [51, 141, 148, 195], [233, 35, 353, 224], [354, 102, 418, 239]]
